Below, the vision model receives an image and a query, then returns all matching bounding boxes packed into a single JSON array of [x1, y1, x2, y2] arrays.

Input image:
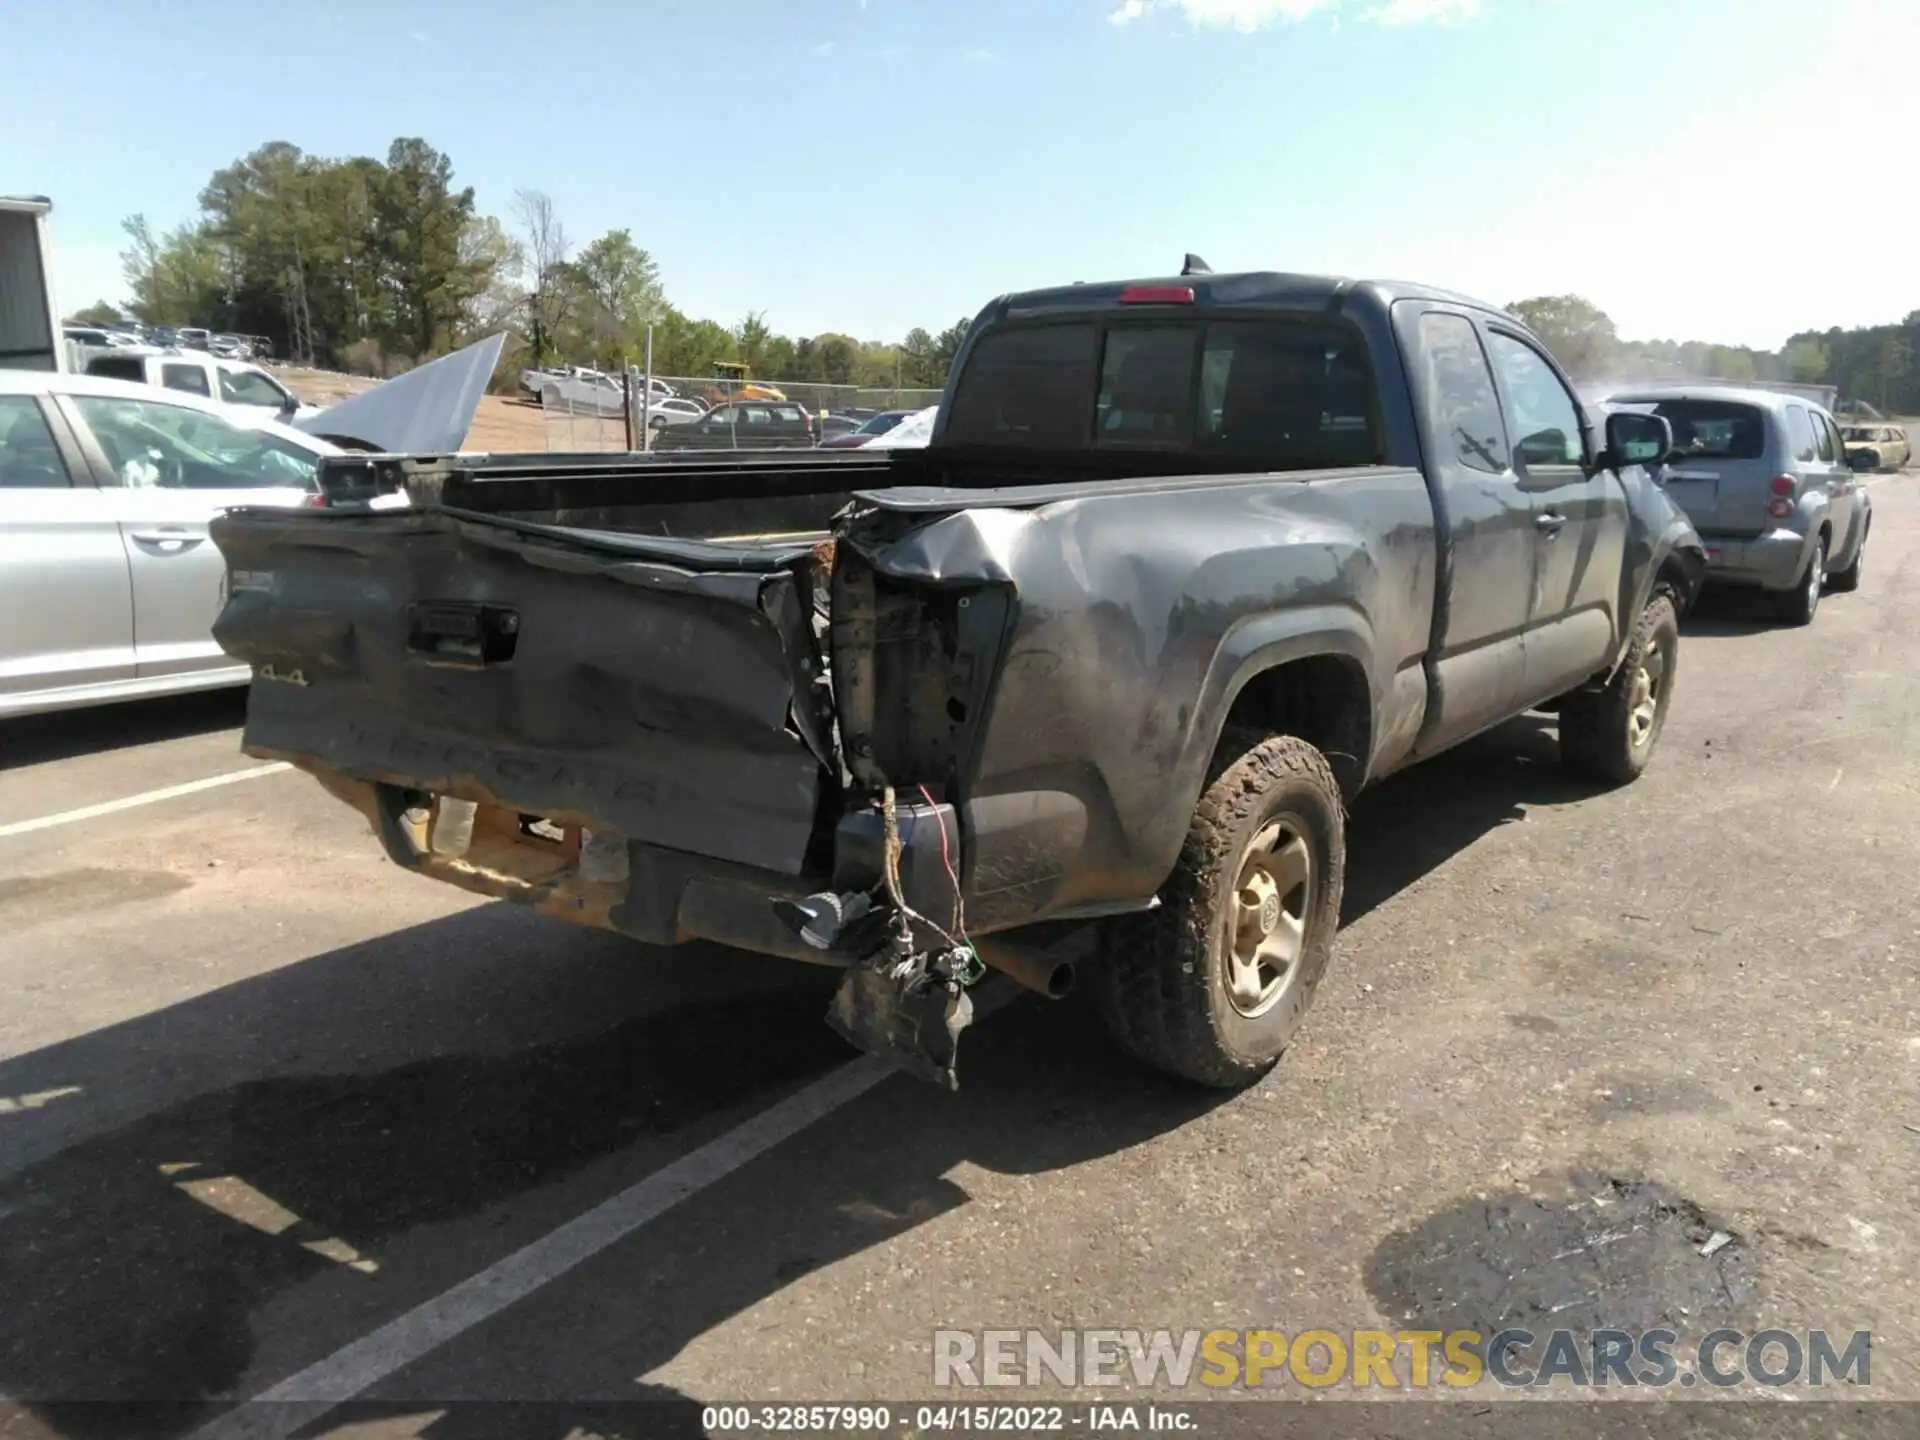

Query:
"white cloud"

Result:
[[1107, 0, 1479, 28], [1363, 0, 1480, 24], [962, 46, 997, 61]]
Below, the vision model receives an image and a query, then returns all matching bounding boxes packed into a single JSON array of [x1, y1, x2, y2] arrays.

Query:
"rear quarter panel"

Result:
[[864, 468, 1436, 930]]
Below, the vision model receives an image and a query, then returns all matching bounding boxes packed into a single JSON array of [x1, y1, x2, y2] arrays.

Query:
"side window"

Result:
[[161, 363, 211, 398], [0, 395, 73, 488], [1418, 312, 1509, 475], [1784, 405, 1815, 464], [70, 395, 318, 492], [1485, 331, 1584, 467], [219, 368, 290, 409], [1812, 413, 1835, 463]]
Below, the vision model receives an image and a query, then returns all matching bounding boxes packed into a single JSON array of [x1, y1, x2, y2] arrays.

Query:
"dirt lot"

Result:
[[0, 475, 1915, 1439], [276, 366, 628, 453]]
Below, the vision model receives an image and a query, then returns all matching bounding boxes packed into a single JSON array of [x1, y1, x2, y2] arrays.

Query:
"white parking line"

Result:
[[0, 763, 292, 839], [190, 1050, 904, 1439]]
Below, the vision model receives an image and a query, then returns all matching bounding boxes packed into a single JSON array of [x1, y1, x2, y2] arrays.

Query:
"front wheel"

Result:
[[1093, 733, 1344, 1088], [1559, 591, 1680, 785]]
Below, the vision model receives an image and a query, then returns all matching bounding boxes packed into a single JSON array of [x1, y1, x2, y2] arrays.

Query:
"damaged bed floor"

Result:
[[2, 475, 1918, 1438]]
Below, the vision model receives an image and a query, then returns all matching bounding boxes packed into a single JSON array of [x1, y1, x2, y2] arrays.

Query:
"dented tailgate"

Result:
[[211, 505, 835, 876]]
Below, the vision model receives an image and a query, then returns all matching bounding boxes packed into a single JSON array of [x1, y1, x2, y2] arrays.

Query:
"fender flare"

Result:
[[1173, 604, 1380, 807]]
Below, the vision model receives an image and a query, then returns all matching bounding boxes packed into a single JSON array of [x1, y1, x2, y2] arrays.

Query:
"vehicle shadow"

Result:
[[1677, 584, 1787, 637], [0, 905, 1223, 1439], [1341, 712, 1600, 926], [0, 719, 1608, 1440], [0, 688, 247, 772]]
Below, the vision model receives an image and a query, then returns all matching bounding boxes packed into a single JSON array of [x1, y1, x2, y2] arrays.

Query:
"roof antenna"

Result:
[[1181, 253, 1212, 276]]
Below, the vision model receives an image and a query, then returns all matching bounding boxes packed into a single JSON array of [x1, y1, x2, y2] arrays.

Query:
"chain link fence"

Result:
[[532, 369, 942, 452]]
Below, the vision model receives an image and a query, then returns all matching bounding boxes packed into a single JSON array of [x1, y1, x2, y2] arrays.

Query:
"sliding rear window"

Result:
[[944, 316, 1381, 465]]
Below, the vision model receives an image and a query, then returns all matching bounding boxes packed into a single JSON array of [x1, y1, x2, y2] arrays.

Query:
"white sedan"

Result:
[[0, 370, 340, 718], [643, 396, 708, 431]]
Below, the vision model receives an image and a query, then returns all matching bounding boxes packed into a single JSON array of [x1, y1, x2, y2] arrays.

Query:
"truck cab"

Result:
[[81, 350, 318, 426]]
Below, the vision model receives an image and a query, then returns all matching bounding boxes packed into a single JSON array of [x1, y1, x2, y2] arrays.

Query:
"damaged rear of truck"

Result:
[[211, 270, 1703, 1088]]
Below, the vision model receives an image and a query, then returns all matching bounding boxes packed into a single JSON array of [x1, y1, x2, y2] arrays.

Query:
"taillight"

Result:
[[1117, 284, 1195, 304], [1767, 497, 1793, 519], [1770, 474, 1796, 496]]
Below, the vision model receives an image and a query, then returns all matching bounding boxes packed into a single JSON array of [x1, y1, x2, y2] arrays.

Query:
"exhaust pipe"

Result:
[[976, 937, 1076, 1000]]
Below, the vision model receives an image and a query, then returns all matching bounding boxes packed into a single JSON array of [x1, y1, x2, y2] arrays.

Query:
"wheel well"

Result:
[[1220, 655, 1371, 799], [1655, 554, 1702, 613]]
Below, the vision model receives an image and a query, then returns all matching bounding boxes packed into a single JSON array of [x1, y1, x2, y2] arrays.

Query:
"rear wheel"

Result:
[[1772, 536, 1826, 625], [1826, 522, 1866, 593], [1094, 733, 1344, 1088], [1559, 591, 1680, 785]]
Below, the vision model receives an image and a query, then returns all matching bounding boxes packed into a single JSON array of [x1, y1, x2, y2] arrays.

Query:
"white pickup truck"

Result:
[[80, 349, 322, 427]]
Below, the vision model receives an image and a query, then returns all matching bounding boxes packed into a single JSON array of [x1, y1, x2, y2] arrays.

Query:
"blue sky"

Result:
[[5, 0, 1911, 348]]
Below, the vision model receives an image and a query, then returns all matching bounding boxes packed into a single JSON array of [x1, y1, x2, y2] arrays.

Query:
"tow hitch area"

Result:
[[780, 882, 982, 1090], [825, 932, 981, 1090], [796, 787, 986, 1089]]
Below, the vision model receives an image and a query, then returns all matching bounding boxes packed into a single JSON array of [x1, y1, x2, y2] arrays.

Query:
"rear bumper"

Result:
[[1697, 527, 1812, 591], [303, 761, 962, 967]]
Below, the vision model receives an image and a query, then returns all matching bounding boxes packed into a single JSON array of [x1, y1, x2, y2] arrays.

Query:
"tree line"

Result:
[[85, 136, 1917, 409], [1509, 295, 1920, 413], [100, 137, 972, 391]]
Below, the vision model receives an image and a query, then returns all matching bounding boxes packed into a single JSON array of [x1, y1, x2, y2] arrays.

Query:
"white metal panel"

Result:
[[0, 201, 61, 373]]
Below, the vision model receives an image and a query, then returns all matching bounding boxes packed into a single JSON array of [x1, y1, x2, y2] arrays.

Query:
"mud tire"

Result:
[[1094, 733, 1344, 1088]]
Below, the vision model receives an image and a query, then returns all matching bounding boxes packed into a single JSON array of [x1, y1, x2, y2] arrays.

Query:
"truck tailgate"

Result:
[[211, 505, 835, 876]]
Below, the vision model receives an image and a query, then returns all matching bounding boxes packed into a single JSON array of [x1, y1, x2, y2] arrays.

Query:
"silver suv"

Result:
[[1607, 386, 1870, 625]]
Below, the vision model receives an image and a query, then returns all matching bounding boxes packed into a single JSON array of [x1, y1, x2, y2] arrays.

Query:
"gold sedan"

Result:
[[1841, 422, 1912, 473]]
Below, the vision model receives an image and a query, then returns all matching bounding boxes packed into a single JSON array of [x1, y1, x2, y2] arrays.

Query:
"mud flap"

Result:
[[825, 933, 981, 1090]]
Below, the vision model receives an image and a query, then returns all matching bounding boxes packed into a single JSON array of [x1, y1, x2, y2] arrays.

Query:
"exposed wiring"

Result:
[[878, 784, 969, 956], [918, 781, 968, 944]]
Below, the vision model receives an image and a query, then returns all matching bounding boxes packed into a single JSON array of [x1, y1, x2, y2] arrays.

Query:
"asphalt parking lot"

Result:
[[2, 473, 1917, 1439]]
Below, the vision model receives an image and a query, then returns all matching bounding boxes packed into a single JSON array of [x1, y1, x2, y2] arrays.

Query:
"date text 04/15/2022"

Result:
[[700, 1403, 1197, 1431]]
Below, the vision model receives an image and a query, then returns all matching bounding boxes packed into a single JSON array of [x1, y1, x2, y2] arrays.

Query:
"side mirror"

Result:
[[1848, 449, 1876, 473], [1601, 411, 1673, 470]]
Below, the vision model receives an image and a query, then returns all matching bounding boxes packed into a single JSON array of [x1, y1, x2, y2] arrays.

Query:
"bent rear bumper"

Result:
[[300, 761, 962, 967]]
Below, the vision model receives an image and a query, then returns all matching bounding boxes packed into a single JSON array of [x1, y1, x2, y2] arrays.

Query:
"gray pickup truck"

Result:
[[210, 266, 1704, 1089]]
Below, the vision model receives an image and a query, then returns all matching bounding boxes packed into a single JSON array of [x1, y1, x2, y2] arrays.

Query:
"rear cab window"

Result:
[[944, 315, 1383, 466], [85, 354, 146, 384]]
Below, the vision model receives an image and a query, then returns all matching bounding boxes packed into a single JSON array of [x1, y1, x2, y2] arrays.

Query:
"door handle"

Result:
[[1534, 512, 1567, 535], [129, 529, 206, 552]]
